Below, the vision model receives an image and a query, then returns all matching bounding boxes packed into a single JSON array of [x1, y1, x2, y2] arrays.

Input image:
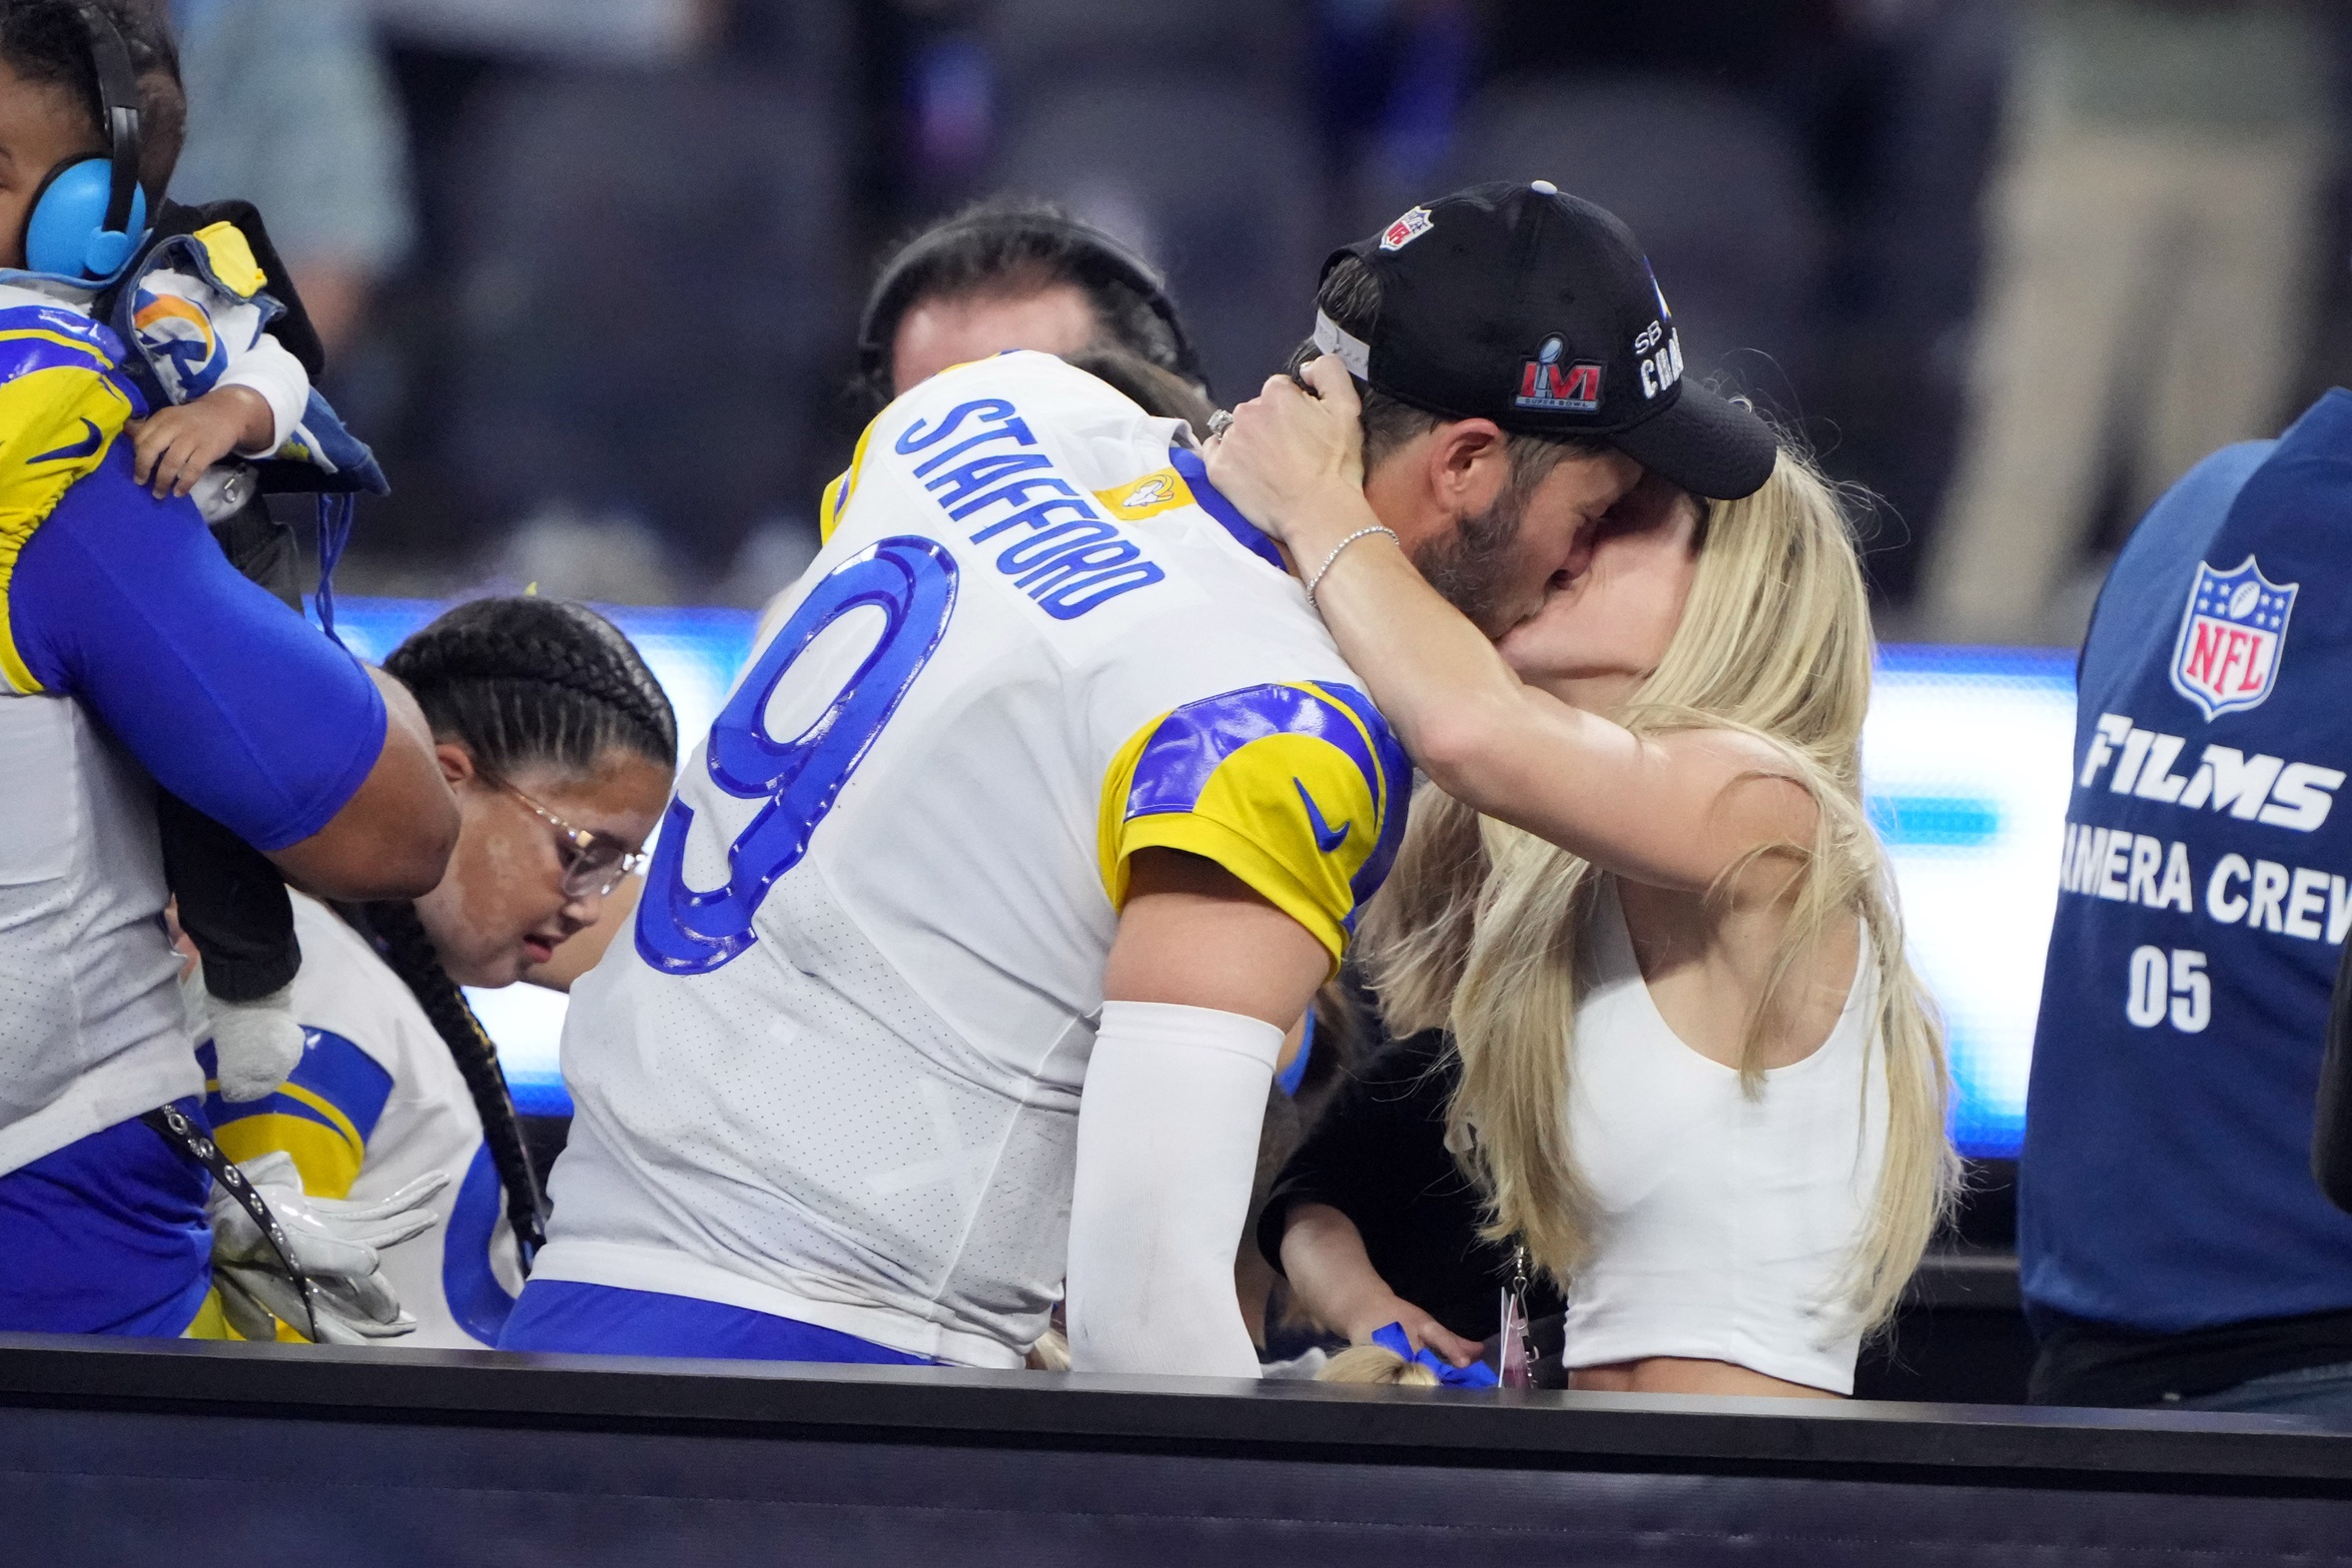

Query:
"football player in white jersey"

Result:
[[0, 305, 454, 1336], [503, 182, 1773, 1377], [503, 346, 1400, 1375], [525, 204, 1213, 992]]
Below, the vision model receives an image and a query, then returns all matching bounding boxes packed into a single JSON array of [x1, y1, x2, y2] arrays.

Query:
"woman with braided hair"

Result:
[[199, 596, 675, 1346]]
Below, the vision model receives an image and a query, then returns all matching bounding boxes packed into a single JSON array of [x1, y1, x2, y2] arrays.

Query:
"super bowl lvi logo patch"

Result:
[[1513, 336, 1603, 413], [2170, 556, 2298, 720]]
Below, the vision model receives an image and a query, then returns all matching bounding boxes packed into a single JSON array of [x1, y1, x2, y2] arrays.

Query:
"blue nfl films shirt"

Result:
[[2021, 390, 2352, 1335]]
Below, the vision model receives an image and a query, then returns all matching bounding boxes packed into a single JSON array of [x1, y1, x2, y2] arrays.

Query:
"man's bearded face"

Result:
[[1410, 478, 1538, 638]]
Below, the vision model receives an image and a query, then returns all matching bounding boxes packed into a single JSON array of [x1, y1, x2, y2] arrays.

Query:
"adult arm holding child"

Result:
[[14, 448, 456, 899], [1279, 1200, 1485, 1366], [1258, 1028, 1525, 1368]]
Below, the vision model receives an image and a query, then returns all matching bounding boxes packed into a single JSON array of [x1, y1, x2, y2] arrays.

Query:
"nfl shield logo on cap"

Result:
[[2169, 555, 2299, 720], [1379, 206, 1434, 252]]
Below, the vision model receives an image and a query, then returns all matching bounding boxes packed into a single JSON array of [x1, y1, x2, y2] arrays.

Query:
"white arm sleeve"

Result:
[[217, 332, 312, 456], [1066, 1000, 1280, 1378]]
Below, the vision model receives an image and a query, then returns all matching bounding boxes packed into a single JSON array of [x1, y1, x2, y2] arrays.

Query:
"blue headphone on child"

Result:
[[23, 4, 146, 281]]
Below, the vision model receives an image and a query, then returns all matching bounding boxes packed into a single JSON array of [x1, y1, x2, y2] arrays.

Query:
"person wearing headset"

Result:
[[0, 0, 396, 1123], [0, 1, 312, 502], [855, 197, 1207, 411], [0, 0, 457, 1339]]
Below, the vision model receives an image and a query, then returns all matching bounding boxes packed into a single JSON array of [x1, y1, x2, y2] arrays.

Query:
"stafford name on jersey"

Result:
[[2061, 709, 2350, 946], [897, 392, 1167, 622]]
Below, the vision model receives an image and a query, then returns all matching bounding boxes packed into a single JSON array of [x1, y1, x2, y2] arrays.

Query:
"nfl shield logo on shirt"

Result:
[[2168, 555, 2298, 721]]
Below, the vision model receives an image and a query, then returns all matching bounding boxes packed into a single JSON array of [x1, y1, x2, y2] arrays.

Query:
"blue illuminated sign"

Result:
[[1869, 645, 2077, 1157]]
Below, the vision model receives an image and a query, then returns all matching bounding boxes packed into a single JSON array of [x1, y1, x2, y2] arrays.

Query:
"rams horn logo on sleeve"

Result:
[[1098, 680, 1410, 967]]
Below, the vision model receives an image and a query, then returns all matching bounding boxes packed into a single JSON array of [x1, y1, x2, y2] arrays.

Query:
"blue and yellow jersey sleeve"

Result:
[[202, 1029, 394, 1200], [0, 305, 140, 693], [1098, 680, 1412, 968], [10, 436, 387, 850]]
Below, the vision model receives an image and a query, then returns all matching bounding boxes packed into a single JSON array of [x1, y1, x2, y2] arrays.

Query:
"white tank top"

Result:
[[1561, 885, 1887, 1394]]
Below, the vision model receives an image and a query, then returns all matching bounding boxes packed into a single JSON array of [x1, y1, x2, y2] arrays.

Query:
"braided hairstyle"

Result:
[[343, 597, 676, 1266]]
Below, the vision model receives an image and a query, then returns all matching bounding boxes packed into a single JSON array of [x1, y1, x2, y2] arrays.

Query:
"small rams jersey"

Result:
[[3, 239, 311, 467], [124, 257, 309, 452], [102, 220, 388, 490], [202, 895, 525, 1348], [543, 351, 1409, 1365]]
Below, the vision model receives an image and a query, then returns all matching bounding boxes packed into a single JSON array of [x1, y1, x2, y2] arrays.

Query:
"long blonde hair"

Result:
[[1363, 447, 1957, 1335], [1319, 1343, 1442, 1387]]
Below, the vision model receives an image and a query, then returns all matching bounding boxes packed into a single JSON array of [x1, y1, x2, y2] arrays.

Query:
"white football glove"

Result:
[[203, 982, 307, 1104], [208, 1151, 447, 1344]]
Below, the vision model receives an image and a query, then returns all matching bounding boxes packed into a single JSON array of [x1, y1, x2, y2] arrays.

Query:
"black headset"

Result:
[[22, 2, 146, 280], [855, 207, 1203, 399]]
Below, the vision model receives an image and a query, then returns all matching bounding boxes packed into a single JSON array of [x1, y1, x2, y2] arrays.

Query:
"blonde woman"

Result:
[[1209, 352, 1957, 1400]]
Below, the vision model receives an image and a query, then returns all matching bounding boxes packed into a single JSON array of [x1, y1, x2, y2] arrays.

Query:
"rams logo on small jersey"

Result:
[[132, 289, 226, 404]]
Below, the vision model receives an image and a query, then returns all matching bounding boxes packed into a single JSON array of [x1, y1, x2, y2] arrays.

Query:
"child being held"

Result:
[[0, 0, 385, 1100]]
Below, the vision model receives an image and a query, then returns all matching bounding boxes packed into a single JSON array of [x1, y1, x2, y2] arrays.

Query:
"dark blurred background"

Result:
[[210, 0, 2352, 645]]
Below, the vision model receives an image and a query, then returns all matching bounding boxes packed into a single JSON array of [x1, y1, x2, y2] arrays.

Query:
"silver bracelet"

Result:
[[1303, 525, 1400, 610]]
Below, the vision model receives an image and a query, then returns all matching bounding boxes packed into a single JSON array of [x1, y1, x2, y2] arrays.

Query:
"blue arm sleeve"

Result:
[[9, 443, 386, 851]]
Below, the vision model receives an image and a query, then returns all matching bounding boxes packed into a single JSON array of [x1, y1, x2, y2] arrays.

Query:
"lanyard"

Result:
[[1497, 1242, 1537, 1389], [143, 1102, 323, 1342]]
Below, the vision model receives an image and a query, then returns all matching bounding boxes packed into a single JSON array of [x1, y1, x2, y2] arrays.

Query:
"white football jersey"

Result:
[[0, 282, 195, 1178], [0, 692, 192, 1177], [204, 894, 524, 1347], [542, 352, 1409, 1365]]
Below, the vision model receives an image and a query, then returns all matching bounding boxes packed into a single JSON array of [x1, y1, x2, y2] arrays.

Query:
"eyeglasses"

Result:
[[489, 778, 649, 899]]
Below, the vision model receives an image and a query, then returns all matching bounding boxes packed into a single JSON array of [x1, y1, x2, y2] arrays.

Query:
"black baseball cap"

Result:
[[1314, 181, 1778, 500]]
